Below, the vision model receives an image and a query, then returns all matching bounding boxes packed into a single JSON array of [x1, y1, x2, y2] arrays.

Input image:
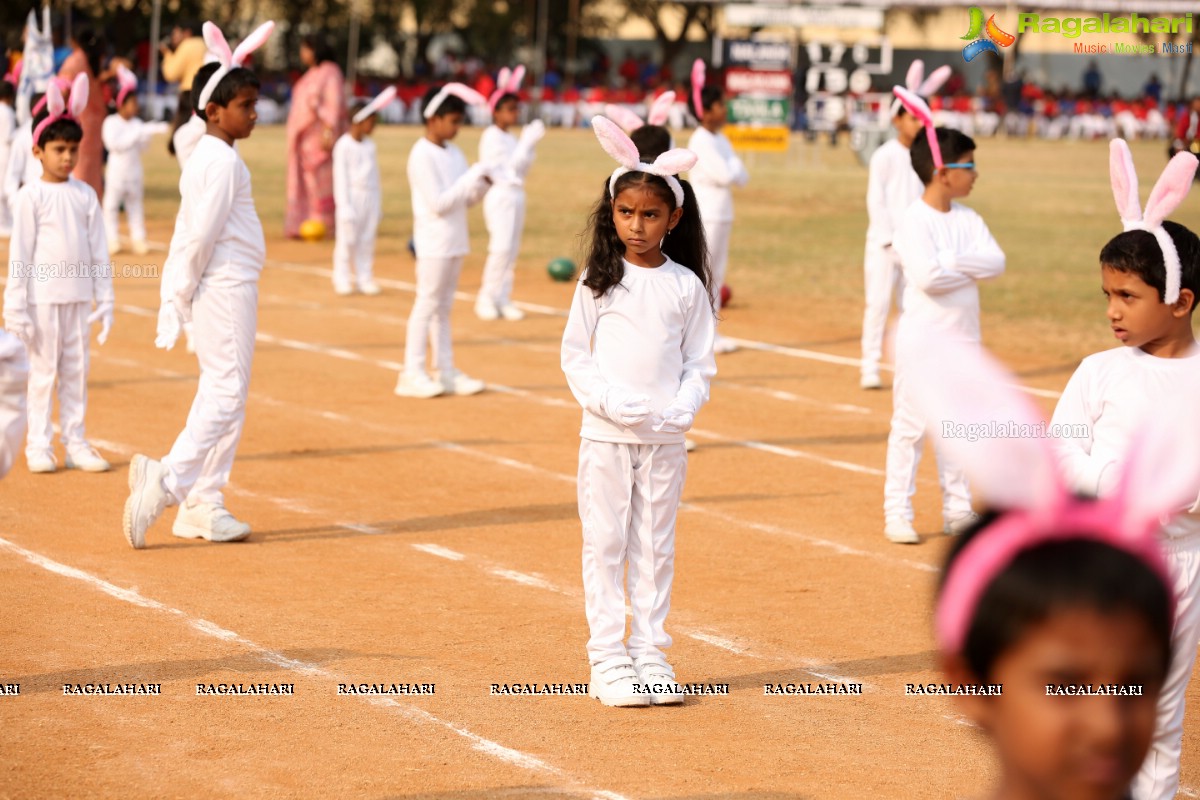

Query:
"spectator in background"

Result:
[[57, 25, 107, 197], [160, 20, 206, 155], [1145, 73, 1163, 103], [1083, 60, 1102, 98], [284, 34, 346, 238]]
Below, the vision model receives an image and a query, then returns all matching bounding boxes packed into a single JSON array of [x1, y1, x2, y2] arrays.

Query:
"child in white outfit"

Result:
[[101, 66, 169, 255], [0, 80, 16, 235]]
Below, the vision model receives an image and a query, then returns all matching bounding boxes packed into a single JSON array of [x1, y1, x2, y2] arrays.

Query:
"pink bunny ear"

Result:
[[203, 22, 232, 66], [495, 67, 511, 93], [1114, 388, 1200, 540], [1109, 139, 1142, 226], [44, 82, 64, 118], [905, 60, 924, 92], [604, 103, 644, 133], [445, 83, 486, 106], [508, 65, 526, 92], [651, 147, 698, 175], [591, 115, 640, 169], [691, 59, 706, 117], [231, 21, 275, 67], [919, 65, 952, 97], [647, 90, 676, 126], [116, 64, 137, 91], [67, 72, 88, 118], [893, 85, 942, 169], [899, 327, 1065, 514], [1142, 151, 1198, 227], [353, 85, 396, 123]]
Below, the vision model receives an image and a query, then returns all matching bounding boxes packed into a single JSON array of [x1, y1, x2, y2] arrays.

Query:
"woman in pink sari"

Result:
[[58, 27, 108, 198], [285, 36, 346, 238]]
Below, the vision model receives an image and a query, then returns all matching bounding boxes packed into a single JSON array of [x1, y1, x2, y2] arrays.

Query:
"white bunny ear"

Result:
[[1109, 139, 1142, 226], [1142, 151, 1198, 227], [651, 147, 698, 175], [67, 72, 89, 118], [1114, 386, 1200, 539], [496, 67, 511, 93], [353, 85, 396, 124], [897, 326, 1065, 513], [919, 65, 952, 97], [203, 21, 232, 67], [231, 21, 275, 67], [509, 65, 526, 92], [647, 90, 676, 126], [604, 103, 644, 133], [44, 83, 64, 118], [445, 82, 486, 106], [591, 115, 640, 169], [117, 64, 137, 91], [905, 60, 925, 92]]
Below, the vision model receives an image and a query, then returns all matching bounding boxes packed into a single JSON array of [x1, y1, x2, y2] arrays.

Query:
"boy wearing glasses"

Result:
[[883, 127, 1006, 544]]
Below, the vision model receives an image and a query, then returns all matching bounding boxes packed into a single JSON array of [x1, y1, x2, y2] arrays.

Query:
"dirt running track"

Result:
[[1, 217, 1197, 800]]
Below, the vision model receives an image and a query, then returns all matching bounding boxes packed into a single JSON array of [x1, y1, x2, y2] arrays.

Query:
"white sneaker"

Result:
[[123, 455, 171, 549], [358, 280, 382, 296], [474, 299, 500, 321], [65, 445, 111, 472], [633, 655, 685, 705], [173, 502, 251, 543], [26, 450, 57, 474], [713, 335, 739, 354], [884, 518, 920, 545], [394, 371, 445, 398], [498, 304, 525, 321], [131, 240, 149, 256], [944, 511, 981, 536], [108, 241, 122, 256], [684, 438, 696, 452], [333, 279, 354, 296], [588, 657, 651, 707], [438, 369, 485, 396], [860, 373, 883, 390]]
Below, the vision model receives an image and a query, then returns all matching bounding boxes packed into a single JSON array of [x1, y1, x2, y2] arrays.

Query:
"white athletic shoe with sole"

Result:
[[944, 511, 981, 536], [333, 279, 354, 296], [474, 299, 500, 321], [589, 656, 651, 707], [131, 240, 149, 255], [713, 335, 739, 354], [358, 280, 382, 296], [860, 373, 883, 390], [498, 304, 525, 321], [173, 502, 251, 543], [123, 455, 171, 549], [394, 371, 446, 398], [438, 369, 485, 396], [633, 655, 685, 705], [884, 517, 920, 545], [26, 450, 57, 473], [65, 445, 111, 472]]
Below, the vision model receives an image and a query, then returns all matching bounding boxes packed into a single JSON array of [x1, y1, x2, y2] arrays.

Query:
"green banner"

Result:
[[727, 96, 791, 125]]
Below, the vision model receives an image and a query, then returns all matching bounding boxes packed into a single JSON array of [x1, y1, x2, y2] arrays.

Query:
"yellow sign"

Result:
[[726, 125, 790, 152]]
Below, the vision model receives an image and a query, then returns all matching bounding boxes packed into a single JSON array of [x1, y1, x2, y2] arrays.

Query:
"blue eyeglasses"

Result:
[[942, 162, 976, 169]]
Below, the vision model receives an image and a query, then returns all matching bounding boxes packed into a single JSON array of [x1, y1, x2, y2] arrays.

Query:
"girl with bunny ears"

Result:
[[901, 331, 1195, 800], [561, 116, 715, 708], [122, 21, 274, 550], [474, 66, 545, 322], [101, 65, 169, 256], [3, 73, 114, 475], [1049, 141, 1200, 800]]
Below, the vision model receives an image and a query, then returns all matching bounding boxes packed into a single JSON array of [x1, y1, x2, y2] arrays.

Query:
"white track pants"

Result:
[[578, 439, 688, 664], [162, 282, 257, 507], [333, 211, 380, 287], [0, 333, 29, 477], [478, 189, 525, 308], [1133, 536, 1200, 800], [704, 218, 732, 313], [25, 302, 90, 456], [883, 357, 972, 523], [103, 179, 146, 246], [861, 243, 903, 378], [403, 256, 463, 376]]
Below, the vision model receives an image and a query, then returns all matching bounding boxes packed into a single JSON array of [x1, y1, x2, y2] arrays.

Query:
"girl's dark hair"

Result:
[[192, 63, 261, 121], [581, 172, 712, 303], [693, 85, 723, 119], [168, 90, 192, 155], [1100, 220, 1200, 307], [33, 108, 83, 149], [910, 127, 976, 184], [630, 124, 671, 160], [492, 93, 519, 114], [73, 26, 105, 78], [302, 34, 337, 66], [422, 84, 466, 118], [941, 510, 1173, 682]]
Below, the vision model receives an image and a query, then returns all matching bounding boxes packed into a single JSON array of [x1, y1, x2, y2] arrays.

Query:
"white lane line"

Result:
[[489, 569, 566, 594], [0, 536, 632, 800], [412, 543, 467, 561]]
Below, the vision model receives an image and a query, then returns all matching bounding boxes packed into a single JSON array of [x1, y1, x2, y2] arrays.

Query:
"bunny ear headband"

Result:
[[892, 85, 942, 170], [31, 75, 70, 117], [32, 73, 88, 148], [889, 59, 952, 116], [116, 64, 138, 107], [1110, 138, 1198, 304], [196, 20, 274, 111], [591, 115, 696, 208], [424, 82, 487, 119], [487, 65, 525, 114], [353, 85, 396, 124], [691, 59, 706, 119], [604, 90, 677, 134], [897, 328, 1197, 656]]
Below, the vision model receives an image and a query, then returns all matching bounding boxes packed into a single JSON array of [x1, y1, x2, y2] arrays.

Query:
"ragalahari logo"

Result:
[[962, 7, 1016, 61]]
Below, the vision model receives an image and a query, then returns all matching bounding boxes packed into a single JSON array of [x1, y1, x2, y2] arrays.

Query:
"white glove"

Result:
[[601, 387, 652, 428], [651, 403, 695, 434], [3, 310, 34, 347], [172, 292, 193, 324], [155, 302, 182, 350], [468, 162, 492, 185], [87, 301, 114, 345], [518, 119, 546, 148]]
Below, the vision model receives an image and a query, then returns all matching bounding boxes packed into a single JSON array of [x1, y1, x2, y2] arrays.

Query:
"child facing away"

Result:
[[1049, 141, 1200, 800], [394, 83, 492, 399], [688, 60, 748, 355], [561, 117, 715, 707], [101, 66, 169, 255], [474, 66, 545, 322], [860, 61, 948, 390], [331, 87, 398, 296], [123, 22, 274, 549], [0, 79, 16, 235], [885, 89, 1005, 545], [2, 74, 112, 474]]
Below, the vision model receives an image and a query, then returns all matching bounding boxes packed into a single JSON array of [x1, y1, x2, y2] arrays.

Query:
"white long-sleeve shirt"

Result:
[[101, 114, 167, 187], [687, 126, 748, 223], [4, 123, 40, 216], [172, 115, 206, 170], [0, 104, 15, 198], [865, 138, 923, 247], [332, 134, 380, 222], [4, 177, 112, 307], [407, 137, 489, 259], [162, 134, 265, 308], [1050, 345, 1200, 538], [561, 258, 716, 444], [893, 200, 1005, 342], [479, 124, 535, 190]]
